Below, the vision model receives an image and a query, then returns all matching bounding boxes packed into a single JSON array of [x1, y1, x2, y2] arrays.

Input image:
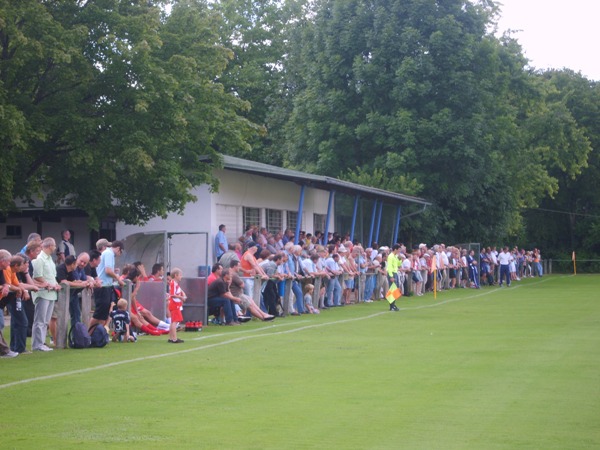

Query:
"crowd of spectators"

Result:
[[0, 225, 545, 358], [0, 231, 174, 357], [211, 225, 546, 317]]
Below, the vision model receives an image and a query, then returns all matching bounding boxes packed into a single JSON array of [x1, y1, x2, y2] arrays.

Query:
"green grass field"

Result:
[[2, 275, 599, 449]]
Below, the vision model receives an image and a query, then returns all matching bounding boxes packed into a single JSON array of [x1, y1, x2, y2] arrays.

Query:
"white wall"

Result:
[[0, 217, 91, 255], [3, 170, 334, 271], [211, 169, 332, 243], [117, 184, 213, 277], [115, 169, 334, 273]]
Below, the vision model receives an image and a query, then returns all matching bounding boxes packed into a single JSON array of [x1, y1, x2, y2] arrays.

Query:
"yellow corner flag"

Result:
[[386, 282, 402, 304]]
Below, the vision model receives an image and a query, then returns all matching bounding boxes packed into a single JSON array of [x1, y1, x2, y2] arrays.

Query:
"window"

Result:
[[286, 210, 298, 232], [99, 220, 116, 242], [6, 225, 22, 239], [266, 209, 283, 234], [243, 207, 260, 230], [313, 214, 326, 235], [216, 204, 241, 243]]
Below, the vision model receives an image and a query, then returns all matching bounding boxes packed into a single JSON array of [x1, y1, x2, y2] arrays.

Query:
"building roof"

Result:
[[200, 154, 431, 206]]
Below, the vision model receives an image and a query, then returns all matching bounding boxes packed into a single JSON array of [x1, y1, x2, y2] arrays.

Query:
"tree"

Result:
[[522, 70, 600, 256], [211, 0, 308, 165], [277, 0, 591, 244], [0, 0, 258, 228]]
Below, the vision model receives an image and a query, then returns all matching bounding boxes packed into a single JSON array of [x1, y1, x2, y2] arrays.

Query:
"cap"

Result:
[[96, 238, 112, 250]]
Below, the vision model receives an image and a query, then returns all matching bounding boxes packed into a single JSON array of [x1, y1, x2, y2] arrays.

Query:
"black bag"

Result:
[[68, 322, 92, 349], [88, 324, 110, 348]]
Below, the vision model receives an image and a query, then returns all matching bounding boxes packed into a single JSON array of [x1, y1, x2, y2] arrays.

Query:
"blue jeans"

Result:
[[499, 265, 510, 286], [326, 277, 342, 306], [8, 299, 28, 353], [70, 290, 82, 327], [393, 273, 401, 289], [363, 274, 376, 300], [291, 281, 305, 313], [208, 296, 236, 324]]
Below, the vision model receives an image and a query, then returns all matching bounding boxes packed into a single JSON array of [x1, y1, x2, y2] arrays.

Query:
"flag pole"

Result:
[[572, 251, 576, 276]]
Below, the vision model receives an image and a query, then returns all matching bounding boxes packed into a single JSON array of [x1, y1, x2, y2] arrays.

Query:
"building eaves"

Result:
[[200, 154, 431, 206]]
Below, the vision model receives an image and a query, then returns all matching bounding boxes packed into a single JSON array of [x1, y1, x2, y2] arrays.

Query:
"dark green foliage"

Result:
[[275, 0, 593, 245], [0, 0, 258, 228], [522, 70, 600, 255], [2, 0, 598, 256]]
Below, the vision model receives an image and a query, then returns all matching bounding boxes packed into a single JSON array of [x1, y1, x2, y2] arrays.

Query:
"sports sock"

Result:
[[141, 324, 162, 336]]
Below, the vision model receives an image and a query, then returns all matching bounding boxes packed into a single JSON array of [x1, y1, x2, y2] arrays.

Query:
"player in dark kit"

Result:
[[110, 298, 133, 342]]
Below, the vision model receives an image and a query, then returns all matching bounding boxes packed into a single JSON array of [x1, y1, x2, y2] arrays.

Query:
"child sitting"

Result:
[[111, 298, 134, 342], [303, 284, 320, 314]]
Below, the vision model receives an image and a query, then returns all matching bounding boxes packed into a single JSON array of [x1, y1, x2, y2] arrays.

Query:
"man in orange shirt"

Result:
[[4, 255, 36, 354], [0, 250, 20, 357]]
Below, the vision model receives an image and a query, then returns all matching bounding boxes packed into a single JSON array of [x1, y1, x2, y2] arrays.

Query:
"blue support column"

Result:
[[368, 199, 378, 247], [374, 201, 384, 245], [392, 205, 402, 245], [295, 185, 305, 244], [350, 195, 360, 243], [323, 190, 335, 245]]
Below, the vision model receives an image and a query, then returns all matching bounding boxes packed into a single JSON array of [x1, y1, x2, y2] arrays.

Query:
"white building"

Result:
[[3, 155, 430, 276]]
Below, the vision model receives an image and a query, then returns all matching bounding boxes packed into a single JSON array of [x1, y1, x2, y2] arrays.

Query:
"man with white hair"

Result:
[[324, 253, 343, 307], [433, 245, 446, 291], [20, 233, 41, 254], [96, 238, 112, 252], [399, 252, 412, 295], [287, 244, 306, 314], [31, 238, 62, 351]]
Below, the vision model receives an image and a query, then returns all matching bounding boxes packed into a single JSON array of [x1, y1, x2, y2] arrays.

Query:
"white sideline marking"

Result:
[[0, 277, 558, 390]]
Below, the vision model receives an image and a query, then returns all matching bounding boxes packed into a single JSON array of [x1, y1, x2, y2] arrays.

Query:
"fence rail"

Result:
[[548, 259, 600, 274]]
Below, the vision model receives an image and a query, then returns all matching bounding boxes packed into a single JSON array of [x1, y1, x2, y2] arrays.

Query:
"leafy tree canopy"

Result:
[[275, 0, 592, 244], [0, 0, 259, 228]]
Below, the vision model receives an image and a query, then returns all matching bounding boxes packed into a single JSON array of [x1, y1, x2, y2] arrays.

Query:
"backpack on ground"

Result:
[[68, 322, 92, 349], [88, 324, 110, 348]]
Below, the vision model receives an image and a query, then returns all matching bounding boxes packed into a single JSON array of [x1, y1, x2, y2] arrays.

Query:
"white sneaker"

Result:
[[364, 299, 373, 303], [35, 344, 53, 352], [1, 351, 19, 358]]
